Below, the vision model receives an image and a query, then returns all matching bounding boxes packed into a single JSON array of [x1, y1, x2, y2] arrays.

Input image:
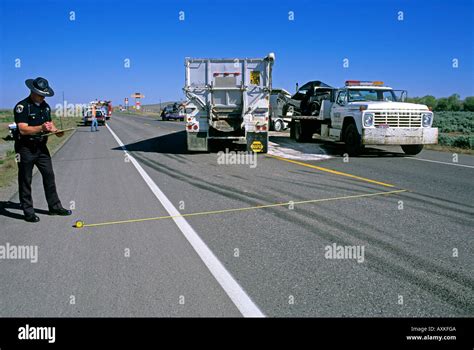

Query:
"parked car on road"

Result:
[[161, 104, 184, 121], [83, 110, 106, 126]]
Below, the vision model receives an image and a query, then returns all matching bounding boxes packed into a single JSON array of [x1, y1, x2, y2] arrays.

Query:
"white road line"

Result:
[[106, 124, 264, 318], [405, 157, 474, 169]]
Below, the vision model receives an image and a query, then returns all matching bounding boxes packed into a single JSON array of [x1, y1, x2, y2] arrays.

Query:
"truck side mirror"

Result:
[[295, 83, 299, 93], [401, 91, 407, 102]]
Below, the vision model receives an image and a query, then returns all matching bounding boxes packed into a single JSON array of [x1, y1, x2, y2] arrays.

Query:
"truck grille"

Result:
[[373, 111, 423, 128]]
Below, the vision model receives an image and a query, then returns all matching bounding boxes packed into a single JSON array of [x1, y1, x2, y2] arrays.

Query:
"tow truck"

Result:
[[287, 80, 438, 155]]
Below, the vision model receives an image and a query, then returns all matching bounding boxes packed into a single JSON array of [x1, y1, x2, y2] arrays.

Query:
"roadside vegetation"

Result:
[[406, 95, 474, 151]]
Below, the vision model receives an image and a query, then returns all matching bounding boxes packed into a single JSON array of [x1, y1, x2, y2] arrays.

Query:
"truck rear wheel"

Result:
[[401, 144, 424, 155], [344, 123, 363, 156], [290, 121, 295, 139], [294, 121, 312, 143]]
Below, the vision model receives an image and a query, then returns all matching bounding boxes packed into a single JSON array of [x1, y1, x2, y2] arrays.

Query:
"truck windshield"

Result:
[[348, 89, 397, 102]]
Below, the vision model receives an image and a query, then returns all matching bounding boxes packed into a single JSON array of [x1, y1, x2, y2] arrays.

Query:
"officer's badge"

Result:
[[16, 104, 24, 113]]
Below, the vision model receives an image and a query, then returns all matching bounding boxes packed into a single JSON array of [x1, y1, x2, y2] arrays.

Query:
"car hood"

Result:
[[348, 101, 430, 111]]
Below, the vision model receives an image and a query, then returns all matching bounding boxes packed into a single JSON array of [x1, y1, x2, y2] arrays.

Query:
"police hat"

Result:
[[25, 77, 55, 97]]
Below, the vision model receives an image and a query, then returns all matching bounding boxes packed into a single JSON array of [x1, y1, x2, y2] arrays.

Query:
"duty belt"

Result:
[[26, 133, 45, 142], [17, 133, 46, 145]]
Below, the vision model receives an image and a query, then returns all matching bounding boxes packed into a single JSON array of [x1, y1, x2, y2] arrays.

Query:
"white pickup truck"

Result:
[[183, 53, 275, 153], [289, 80, 438, 155]]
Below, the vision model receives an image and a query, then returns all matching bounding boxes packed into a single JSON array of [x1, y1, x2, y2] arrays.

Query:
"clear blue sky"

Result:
[[0, 0, 473, 108]]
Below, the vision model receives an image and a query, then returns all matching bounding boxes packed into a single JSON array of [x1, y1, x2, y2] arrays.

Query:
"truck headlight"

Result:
[[422, 112, 433, 127], [363, 113, 374, 127]]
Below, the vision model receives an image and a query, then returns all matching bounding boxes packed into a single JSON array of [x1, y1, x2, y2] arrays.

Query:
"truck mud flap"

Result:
[[187, 132, 208, 151], [246, 132, 268, 153]]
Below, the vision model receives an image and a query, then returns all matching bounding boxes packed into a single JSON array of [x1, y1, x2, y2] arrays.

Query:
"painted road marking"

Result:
[[75, 189, 407, 229], [267, 154, 395, 188], [405, 157, 474, 169], [105, 124, 264, 318]]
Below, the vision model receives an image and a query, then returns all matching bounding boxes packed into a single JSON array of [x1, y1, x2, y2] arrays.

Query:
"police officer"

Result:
[[13, 77, 72, 222]]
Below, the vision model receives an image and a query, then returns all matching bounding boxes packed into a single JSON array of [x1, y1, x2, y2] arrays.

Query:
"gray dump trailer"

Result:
[[183, 53, 275, 153]]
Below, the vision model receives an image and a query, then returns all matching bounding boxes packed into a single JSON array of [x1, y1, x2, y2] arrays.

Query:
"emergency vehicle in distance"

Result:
[[96, 100, 113, 120], [285, 80, 438, 156], [82, 100, 112, 125]]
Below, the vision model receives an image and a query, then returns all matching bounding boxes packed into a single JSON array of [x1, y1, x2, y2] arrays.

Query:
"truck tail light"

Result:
[[187, 122, 199, 132]]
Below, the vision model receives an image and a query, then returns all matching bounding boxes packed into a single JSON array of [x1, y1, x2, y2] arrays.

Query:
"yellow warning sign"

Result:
[[250, 71, 260, 85], [250, 141, 264, 152]]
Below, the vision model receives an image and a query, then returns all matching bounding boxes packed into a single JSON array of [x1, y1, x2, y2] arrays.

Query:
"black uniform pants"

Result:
[[15, 141, 62, 215]]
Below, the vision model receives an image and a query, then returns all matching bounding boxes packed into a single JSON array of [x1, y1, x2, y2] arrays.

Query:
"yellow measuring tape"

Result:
[[74, 189, 407, 229]]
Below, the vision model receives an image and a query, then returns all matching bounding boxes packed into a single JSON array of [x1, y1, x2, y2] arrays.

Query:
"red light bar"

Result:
[[345, 80, 360, 86], [345, 80, 384, 86]]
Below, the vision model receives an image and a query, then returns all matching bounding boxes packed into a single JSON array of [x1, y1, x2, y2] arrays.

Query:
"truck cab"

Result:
[[290, 80, 438, 156]]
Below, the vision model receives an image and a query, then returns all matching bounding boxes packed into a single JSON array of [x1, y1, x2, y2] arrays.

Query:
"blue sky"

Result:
[[0, 0, 473, 108]]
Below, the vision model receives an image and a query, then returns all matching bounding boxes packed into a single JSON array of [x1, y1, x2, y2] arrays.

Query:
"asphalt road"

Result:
[[1, 112, 473, 317]]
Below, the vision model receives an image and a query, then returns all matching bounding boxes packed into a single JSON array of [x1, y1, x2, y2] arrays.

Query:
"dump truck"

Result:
[[288, 80, 438, 156], [183, 53, 275, 153]]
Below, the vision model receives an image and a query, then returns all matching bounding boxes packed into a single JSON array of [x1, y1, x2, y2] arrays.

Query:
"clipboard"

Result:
[[42, 128, 76, 137]]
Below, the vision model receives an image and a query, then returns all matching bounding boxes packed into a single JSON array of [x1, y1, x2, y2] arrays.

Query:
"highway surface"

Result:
[[1, 112, 473, 317]]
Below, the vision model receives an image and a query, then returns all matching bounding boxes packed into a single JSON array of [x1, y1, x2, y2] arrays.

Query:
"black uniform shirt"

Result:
[[13, 96, 52, 144]]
